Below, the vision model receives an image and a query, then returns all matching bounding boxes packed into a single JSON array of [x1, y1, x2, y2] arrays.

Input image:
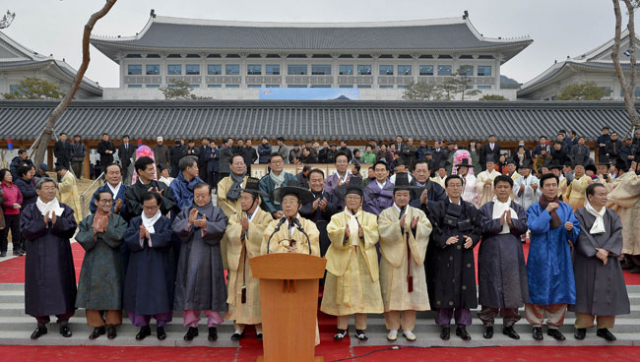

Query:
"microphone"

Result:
[[266, 217, 287, 254], [292, 218, 312, 255]]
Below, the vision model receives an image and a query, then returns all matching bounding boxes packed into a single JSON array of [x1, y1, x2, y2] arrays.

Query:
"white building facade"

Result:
[[91, 12, 532, 101]]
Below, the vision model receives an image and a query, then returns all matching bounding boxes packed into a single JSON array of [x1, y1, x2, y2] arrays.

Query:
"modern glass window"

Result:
[[265, 84, 280, 88], [419, 65, 434, 76], [339, 85, 353, 88], [207, 84, 222, 88], [248, 84, 261, 88], [190, 84, 200, 88], [379, 65, 394, 75], [186, 65, 200, 75], [458, 65, 473, 76], [397, 65, 412, 76], [127, 65, 142, 75], [288, 65, 308, 75], [477, 66, 492, 77], [146, 65, 160, 75], [247, 64, 262, 75], [226, 64, 240, 75], [288, 85, 308, 88], [339, 65, 354, 75], [127, 84, 142, 88], [311, 65, 331, 75], [357, 65, 372, 75], [437, 65, 452, 76], [357, 84, 372, 88], [477, 85, 491, 90], [146, 84, 160, 88], [311, 85, 331, 88], [379, 85, 394, 89], [168, 64, 182, 75], [266, 64, 280, 75], [208, 65, 222, 75], [226, 84, 240, 88]]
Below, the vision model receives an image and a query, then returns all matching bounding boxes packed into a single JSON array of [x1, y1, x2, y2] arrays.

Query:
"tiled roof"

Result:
[[0, 100, 632, 142]]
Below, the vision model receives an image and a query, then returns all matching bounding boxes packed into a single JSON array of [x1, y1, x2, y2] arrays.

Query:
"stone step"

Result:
[[351, 331, 640, 347], [0, 329, 241, 347]]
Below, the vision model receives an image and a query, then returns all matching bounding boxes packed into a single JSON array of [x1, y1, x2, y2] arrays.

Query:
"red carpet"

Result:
[[0, 345, 639, 362]]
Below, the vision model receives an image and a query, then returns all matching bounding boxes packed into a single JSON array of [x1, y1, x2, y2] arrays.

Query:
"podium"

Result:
[[250, 253, 327, 362]]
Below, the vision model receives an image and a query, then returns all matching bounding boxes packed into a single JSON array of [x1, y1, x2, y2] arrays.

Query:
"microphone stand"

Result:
[[293, 218, 312, 255], [266, 217, 286, 254]]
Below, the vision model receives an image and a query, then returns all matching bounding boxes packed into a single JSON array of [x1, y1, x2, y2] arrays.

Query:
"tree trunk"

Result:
[[32, 0, 117, 167], [611, 0, 640, 134]]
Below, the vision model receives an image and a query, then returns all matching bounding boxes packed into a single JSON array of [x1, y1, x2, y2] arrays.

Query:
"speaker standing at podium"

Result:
[[321, 177, 383, 342], [225, 177, 273, 341], [260, 180, 321, 345]]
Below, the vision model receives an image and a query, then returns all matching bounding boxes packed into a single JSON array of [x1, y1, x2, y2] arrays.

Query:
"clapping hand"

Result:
[[411, 216, 419, 230], [546, 202, 559, 213], [114, 199, 123, 214], [400, 214, 407, 229], [194, 214, 207, 228], [344, 224, 350, 240], [446, 235, 458, 246], [564, 222, 574, 232], [420, 189, 429, 206], [239, 216, 249, 234], [188, 208, 198, 225], [463, 235, 473, 249]]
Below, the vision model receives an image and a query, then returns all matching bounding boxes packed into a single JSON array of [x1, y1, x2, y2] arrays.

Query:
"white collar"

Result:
[[36, 197, 64, 217], [107, 182, 122, 197], [141, 210, 162, 234], [336, 172, 348, 183], [376, 179, 388, 189], [393, 203, 407, 215], [448, 198, 461, 205], [345, 207, 363, 218], [247, 206, 260, 222]]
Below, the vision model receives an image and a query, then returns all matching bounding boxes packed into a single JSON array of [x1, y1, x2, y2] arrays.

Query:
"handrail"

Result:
[[80, 172, 105, 198]]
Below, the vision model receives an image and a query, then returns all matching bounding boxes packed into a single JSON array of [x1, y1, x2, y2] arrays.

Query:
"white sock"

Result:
[[234, 329, 243, 335], [389, 329, 397, 334]]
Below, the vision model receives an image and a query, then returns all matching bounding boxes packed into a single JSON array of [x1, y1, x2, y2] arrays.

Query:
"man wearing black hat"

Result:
[[378, 173, 432, 342], [321, 177, 382, 342], [299, 169, 340, 257], [595, 155, 614, 188], [475, 155, 501, 207], [426, 174, 483, 341], [224, 177, 273, 341], [513, 160, 541, 211], [431, 161, 448, 188], [261, 180, 320, 256], [457, 158, 477, 205]]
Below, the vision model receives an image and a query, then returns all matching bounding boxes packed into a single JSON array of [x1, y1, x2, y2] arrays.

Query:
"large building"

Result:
[[0, 31, 102, 99], [91, 11, 532, 100], [519, 30, 640, 100]]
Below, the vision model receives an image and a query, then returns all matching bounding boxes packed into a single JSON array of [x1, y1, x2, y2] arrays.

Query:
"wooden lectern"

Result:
[[251, 253, 327, 362]]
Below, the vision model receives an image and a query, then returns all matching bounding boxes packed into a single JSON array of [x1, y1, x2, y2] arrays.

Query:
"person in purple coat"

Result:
[[363, 161, 394, 216]]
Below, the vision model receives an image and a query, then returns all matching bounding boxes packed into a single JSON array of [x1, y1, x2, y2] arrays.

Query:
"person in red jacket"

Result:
[[0, 169, 24, 257]]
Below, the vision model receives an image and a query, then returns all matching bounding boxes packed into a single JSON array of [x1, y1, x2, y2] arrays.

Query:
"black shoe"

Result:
[[440, 327, 450, 341], [135, 326, 151, 340], [0, 252, 6, 258], [547, 329, 566, 341], [630, 267, 640, 274], [503, 326, 520, 340], [256, 333, 263, 341], [596, 328, 617, 341], [30, 326, 47, 340], [621, 260, 634, 270], [574, 328, 586, 340], [208, 327, 218, 341], [89, 326, 105, 340], [157, 327, 166, 340], [483, 326, 494, 339], [12, 250, 21, 256], [184, 327, 199, 341], [107, 326, 117, 339], [355, 329, 368, 341], [231, 330, 245, 341], [456, 326, 471, 341], [333, 329, 347, 341], [532, 327, 543, 341], [59, 325, 72, 338]]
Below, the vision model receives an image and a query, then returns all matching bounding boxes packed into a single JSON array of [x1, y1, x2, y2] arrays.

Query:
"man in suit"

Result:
[[97, 133, 116, 170], [218, 138, 234, 184], [275, 137, 289, 163], [54, 133, 72, 171], [118, 135, 136, 185], [481, 135, 501, 171], [198, 138, 213, 181]]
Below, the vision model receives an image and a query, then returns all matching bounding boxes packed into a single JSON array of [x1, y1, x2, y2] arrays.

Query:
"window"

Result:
[[127, 65, 142, 75], [339, 65, 353, 75], [146, 84, 160, 88], [186, 65, 200, 75], [339, 85, 353, 88], [311, 65, 331, 75], [357, 85, 372, 88], [477, 85, 491, 90], [311, 85, 331, 88], [398, 85, 408, 89], [146, 65, 160, 75], [379, 65, 394, 75], [127, 84, 142, 88], [419, 65, 434, 76], [248, 84, 261, 88], [226, 64, 240, 75], [266, 64, 280, 75], [186, 54, 200, 58], [168, 65, 182, 75], [437, 65, 452, 76], [208, 65, 222, 75], [190, 84, 200, 88], [266, 84, 280, 88], [126, 54, 142, 58], [226, 84, 240, 88], [357, 65, 371, 75], [167, 54, 182, 58], [379, 85, 394, 89], [247, 64, 262, 75], [604, 86, 612, 96], [288, 65, 308, 75], [398, 65, 412, 76], [288, 85, 307, 88], [208, 84, 222, 88], [458, 65, 473, 76], [477, 66, 492, 77]]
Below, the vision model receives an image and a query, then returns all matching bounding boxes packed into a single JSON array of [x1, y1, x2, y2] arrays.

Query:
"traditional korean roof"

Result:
[[0, 99, 633, 142], [91, 14, 532, 64]]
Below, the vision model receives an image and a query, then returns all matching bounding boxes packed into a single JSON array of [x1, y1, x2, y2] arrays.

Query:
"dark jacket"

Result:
[[15, 177, 37, 208], [257, 143, 272, 164], [70, 141, 86, 162], [54, 140, 72, 168], [118, 142, 136, 168], [97, 140, 116, 166]]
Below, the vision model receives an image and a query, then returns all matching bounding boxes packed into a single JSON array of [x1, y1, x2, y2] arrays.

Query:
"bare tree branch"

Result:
[[32, 0, 117, 166]]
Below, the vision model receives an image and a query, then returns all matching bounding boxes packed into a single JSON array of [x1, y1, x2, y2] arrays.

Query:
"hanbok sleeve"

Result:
[[201, 209, 228, 246], [124, 218, 145, 253], [574, 211, 597, 258], [51, 207, 77, 239], [75, 216, 98, 252], [148, 218, 174, 249], [100, 214, 127, 249], [20, 207, 47, 240], [602, 211, 624, 256], [527, 204, 551, 235], [172, 208, 194, 242]]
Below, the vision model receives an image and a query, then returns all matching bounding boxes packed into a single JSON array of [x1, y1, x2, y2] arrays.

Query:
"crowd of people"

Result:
[[0, 126, 639, 345]]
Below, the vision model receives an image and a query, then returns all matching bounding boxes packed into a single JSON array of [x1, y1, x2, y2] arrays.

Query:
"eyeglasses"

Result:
[[98, 199, 113, 204]]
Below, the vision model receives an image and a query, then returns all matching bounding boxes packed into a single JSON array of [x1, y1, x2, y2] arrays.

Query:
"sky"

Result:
[[2, 0, 638, 88]]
